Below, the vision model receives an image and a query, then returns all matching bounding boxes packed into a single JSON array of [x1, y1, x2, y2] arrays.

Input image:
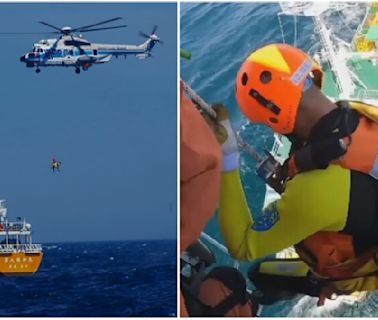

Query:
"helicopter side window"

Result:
[[57, 50, 62, 57], [93, 50, 98, 55], [69, 50, 73, 56], [63, 49, 69, 56], [79, 49, 85, 55]]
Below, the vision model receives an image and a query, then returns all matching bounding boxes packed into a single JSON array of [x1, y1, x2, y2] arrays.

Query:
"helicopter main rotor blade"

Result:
[[42, 36, 61, 62], [151, 25, 158, 34], [77, 25, 127, 33], [39, 21, 63, 32], [0, 31, 59, 35], [139, 31, 150, 39], [72, 17, 123, 32]]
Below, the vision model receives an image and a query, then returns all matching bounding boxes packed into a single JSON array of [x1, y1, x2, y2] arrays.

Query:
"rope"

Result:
[[182, 80, 216, 118], [182, 81, 264, 164], [293, 14, 297, 47], [277, 13, 286, 43]]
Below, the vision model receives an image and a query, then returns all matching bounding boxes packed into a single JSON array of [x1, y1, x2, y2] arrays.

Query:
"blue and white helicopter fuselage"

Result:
[[20, 34, 158, 73]]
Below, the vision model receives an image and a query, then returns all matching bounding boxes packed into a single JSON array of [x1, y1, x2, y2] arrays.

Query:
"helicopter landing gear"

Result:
[[75, 67, 81, 74], [35, 68, 41, 74]]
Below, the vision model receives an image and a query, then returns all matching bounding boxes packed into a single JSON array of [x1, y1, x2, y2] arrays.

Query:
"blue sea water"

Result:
[[181, 2, 378, 317], [0, 240, 176, 317]]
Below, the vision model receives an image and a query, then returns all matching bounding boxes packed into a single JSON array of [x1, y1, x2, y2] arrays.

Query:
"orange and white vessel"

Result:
[[0, 200, 43, 276]]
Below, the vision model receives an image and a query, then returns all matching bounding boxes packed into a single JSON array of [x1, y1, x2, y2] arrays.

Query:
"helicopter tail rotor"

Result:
[[139, 25, 164, 44]]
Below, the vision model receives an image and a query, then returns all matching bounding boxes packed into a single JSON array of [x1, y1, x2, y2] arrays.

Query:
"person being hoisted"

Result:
[[210, 43, 378, 305], [180, 78, 258, 317], [51, 158, 62, 173]]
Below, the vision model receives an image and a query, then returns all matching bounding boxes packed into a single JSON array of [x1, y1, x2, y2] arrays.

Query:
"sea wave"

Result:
[[0, 240, 176, 316]]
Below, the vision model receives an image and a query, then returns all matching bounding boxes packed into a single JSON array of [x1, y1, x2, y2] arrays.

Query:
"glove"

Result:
[[203, 103, 240, 172]]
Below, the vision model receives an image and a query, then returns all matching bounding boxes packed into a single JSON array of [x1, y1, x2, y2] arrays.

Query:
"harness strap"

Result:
[[284, 103, 359, 181], [181, 266, 253, 317], [203, 267, 250, 316]]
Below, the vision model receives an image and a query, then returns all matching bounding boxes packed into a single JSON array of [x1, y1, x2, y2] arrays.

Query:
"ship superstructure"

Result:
[[0, 200, 43, 276]]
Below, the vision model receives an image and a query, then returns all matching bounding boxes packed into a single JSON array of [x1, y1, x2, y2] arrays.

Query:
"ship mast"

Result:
[[278, 2, 360, 99], [312, 10, 355, 99]]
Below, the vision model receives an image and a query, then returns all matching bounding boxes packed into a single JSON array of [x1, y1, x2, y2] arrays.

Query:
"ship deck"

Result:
[[322, 55, 378, 101]]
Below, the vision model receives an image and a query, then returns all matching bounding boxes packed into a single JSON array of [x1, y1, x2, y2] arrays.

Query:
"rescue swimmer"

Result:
[[211, 43, 378, 304], [51, 158, 62, 172]]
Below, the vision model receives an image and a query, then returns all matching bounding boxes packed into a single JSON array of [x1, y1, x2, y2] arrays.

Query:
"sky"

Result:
[[0, 3, 177, 243]]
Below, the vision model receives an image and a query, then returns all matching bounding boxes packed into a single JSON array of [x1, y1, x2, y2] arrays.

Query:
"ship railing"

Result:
[[0, 222, 27, 232], [0, 245, 15, 253], [279, 2, 355, 17], [21, 244, 42, 252], [352, 6, 370, 50], [357, 90, 378, 101], [6, 225, 23, 232], [0, 243, 42, 253], [351, 5, 371, 49]]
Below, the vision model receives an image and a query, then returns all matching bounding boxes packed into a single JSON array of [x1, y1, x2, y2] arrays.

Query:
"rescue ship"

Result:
[[0, 200, 43, 276]]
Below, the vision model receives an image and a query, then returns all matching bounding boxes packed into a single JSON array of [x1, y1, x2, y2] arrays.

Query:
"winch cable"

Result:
[[181, 80, 264, 164]]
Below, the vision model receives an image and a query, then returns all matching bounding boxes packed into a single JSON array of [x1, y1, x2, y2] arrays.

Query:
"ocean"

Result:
[[181, 2, 378, 317], [0, 240, 176, 317]]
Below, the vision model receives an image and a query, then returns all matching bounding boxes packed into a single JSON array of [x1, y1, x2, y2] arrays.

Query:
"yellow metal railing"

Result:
[[353, 3, 378, 52]]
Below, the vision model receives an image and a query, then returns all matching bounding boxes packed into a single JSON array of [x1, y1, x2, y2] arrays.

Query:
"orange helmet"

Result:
[[235, 43, 323, 134]]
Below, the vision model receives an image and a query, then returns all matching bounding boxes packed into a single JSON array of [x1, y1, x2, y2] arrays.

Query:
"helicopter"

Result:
[[13, 17, 163, 74]]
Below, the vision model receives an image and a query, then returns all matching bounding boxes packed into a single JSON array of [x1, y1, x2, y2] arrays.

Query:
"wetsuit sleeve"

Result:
[[219, 165, 350, 261]]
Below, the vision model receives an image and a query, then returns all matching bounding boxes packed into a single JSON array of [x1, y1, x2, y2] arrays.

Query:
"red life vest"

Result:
[[291, 102, 378, 290]]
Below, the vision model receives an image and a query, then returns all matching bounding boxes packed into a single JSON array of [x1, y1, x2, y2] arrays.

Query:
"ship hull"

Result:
[[0, 252, 43, 276]]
